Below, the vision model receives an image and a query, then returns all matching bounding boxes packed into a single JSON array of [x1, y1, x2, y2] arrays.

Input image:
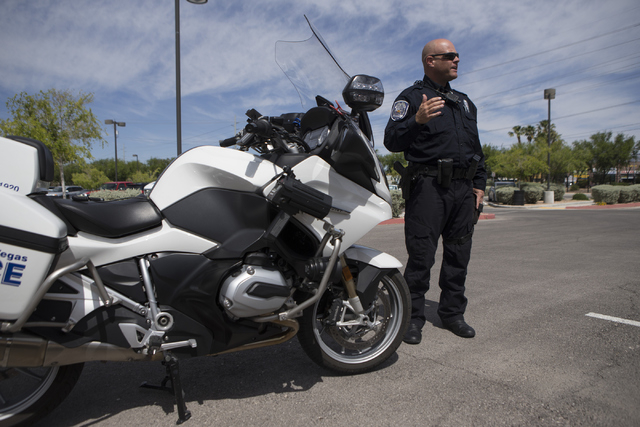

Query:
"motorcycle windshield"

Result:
[[275, 17, 388, 199], [275, 16, 350, 112]]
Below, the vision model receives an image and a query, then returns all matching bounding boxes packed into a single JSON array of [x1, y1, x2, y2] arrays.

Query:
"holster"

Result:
[[474, 194, 483, 224]]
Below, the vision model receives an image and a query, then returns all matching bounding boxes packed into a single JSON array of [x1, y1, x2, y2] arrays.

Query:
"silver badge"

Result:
[[390, 100, 409, 121], [463, 99, 470, 113]]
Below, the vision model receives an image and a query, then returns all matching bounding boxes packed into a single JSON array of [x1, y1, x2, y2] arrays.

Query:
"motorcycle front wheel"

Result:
[[0, 363, 84, 427], [297, 268, 410, 374]]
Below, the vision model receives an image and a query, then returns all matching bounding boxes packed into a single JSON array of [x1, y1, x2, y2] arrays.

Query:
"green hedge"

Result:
[[496, 182, 567, 205], [87, 189, 144, 201], [519, 183, 543, 203], [391, 190, 405, 218], [591, 184, 640, 204], [550, 183, 566, 201], [496, 186, 516, 204]]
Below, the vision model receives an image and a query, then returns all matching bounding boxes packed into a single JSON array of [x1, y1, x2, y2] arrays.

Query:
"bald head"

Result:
[[421, 39, 459, 86]]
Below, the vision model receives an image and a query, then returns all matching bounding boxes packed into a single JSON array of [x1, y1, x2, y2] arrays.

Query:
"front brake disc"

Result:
[[328, 291, 391, 350]]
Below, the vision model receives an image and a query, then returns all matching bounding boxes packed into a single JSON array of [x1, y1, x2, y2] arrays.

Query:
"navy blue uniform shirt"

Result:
[[384, 75, 487, 191]]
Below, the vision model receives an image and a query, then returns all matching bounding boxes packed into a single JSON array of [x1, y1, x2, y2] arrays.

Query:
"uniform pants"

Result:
[[403, 175, 475, 328]]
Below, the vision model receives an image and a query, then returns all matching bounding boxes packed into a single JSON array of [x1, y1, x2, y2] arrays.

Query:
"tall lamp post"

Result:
[[175, 0, 208, 157], [133, 154, 139, 171], [544, 88, 556, 191], [105, 120, 126, 182]]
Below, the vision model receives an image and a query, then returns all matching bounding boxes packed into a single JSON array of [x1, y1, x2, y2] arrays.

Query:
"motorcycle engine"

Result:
[[219, 264, 291, 318]]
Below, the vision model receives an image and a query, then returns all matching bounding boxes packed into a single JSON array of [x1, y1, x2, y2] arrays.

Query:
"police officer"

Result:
[[384, 39, 486, 344]]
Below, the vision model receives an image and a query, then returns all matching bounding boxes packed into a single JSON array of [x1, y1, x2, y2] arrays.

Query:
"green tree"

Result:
[[0, 89, 104, 197], [128, 170, 158, 184], [507, 125, 524, 144], [612, 133, 636, 182], [572, 139, 594, 185], [377, 152, 406, 181], [481, 144, 503, 179], [573, 132, 635, 184], [493, 142, 547, 184], [146, 157, 173, 178], [534, 120, 578, 184], [72, 167, 110, 190], [522, 125, 536, 143]]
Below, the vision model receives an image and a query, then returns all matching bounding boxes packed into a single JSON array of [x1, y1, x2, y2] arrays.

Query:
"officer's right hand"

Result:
[[415, 94, 444, 125]]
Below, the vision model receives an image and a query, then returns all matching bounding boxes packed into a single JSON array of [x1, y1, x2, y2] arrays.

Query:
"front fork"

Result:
[[340, 254, 365, 314]]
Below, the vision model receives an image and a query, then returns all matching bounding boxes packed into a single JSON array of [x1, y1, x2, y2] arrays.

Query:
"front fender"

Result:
[[343, 245, 403, 308], [343, 244, 403, 269]]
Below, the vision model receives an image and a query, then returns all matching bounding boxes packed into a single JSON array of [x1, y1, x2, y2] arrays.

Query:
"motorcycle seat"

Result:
[[33, 195, 163, 238]]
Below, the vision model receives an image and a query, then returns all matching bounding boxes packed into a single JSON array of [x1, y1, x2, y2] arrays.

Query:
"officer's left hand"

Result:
[[473, 188, 485, 209]]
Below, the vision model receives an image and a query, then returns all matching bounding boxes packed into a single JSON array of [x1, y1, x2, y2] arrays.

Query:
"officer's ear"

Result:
[[422, 55, 428, 73], [423, 54, 434, 70]]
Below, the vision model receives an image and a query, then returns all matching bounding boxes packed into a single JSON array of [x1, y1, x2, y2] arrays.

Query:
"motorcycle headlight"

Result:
[[342, 75, 384, 112]]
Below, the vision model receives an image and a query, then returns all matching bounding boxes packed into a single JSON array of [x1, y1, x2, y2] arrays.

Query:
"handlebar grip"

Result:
[[236, 132, 254, 146], [220, 136, 238, 147]]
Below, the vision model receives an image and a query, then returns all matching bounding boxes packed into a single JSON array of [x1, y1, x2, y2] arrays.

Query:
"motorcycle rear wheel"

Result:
[[0, 363, 84, 427], [297, 269, 410, 374]]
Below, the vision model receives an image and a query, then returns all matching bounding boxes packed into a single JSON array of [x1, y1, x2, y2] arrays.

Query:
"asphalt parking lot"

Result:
[[36, 206, 640, 427]]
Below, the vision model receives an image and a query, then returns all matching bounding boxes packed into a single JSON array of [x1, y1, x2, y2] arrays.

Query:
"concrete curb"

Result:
[[486, 201, 640, 210], [380, 201, 640, 225]]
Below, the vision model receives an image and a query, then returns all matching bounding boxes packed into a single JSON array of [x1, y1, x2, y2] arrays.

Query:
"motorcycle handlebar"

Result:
[[236, 132, 255, 147], [219, 136, 238, 147], [220, 115, 292, 150]]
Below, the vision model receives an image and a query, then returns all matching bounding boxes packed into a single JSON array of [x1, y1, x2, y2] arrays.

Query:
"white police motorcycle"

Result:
[[0, 19, 409, 425]]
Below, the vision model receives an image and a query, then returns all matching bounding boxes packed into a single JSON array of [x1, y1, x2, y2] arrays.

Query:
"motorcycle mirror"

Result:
[[342, 75, 384, 112]]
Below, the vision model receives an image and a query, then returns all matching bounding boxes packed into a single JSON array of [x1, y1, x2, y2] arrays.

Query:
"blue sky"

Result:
[[1, 0, 639, 163]]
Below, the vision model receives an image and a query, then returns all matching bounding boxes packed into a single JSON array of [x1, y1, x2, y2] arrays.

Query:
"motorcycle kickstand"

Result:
[[140, 354, 191, 424]]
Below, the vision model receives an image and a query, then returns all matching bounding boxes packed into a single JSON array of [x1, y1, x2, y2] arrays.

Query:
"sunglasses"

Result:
[[430, 52, 459, 61]]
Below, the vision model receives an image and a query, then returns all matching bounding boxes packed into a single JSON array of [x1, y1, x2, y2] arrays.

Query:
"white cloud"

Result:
[[1, 0, 639, 161]]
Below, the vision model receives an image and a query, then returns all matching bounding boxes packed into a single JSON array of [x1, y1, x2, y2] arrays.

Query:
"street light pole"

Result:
[[133, 154, 139, 171], [544, 89, 556, 191], [105, 119, 126, 182], [175, 0, 208, 157]]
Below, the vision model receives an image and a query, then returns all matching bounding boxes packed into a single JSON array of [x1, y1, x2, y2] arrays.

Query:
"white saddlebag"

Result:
[[0, 135, 66, 320]]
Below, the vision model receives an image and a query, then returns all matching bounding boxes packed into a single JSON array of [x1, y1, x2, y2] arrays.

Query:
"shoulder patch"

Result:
[[390, 100, 409, 121]]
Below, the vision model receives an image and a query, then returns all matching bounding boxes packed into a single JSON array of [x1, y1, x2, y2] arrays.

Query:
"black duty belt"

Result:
[[409, 162, 470, 180]]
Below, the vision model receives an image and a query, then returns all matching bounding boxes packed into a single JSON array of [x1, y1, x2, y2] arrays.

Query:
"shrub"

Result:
[[525, 187, 543, 204], [519, 183, 544, 204], [496, 186, 516, 204], [618, 187, 635, 204], [619, 185, 640, 203], [591, 185, 620, 204], [550, 183, 565, 201], [632, 185, 640, 202], [391, 190, 405, 218], [88, 189, 143, 201], [572, 193, 589, 201], [569, 184, 579, 191]]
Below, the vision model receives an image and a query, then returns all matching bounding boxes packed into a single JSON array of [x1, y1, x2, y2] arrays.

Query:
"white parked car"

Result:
[[46, 185, 86, 198]]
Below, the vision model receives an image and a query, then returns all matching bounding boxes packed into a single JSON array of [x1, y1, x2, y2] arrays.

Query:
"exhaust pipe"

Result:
[[0, 333, 161, 368]]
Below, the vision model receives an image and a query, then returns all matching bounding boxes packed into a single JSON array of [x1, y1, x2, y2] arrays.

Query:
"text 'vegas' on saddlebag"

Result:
[[267, 174, 332, 219], [0, 187, 68, 321]]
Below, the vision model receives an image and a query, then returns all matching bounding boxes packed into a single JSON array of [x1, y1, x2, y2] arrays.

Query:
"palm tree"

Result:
[[508, 125, 524, 144]]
